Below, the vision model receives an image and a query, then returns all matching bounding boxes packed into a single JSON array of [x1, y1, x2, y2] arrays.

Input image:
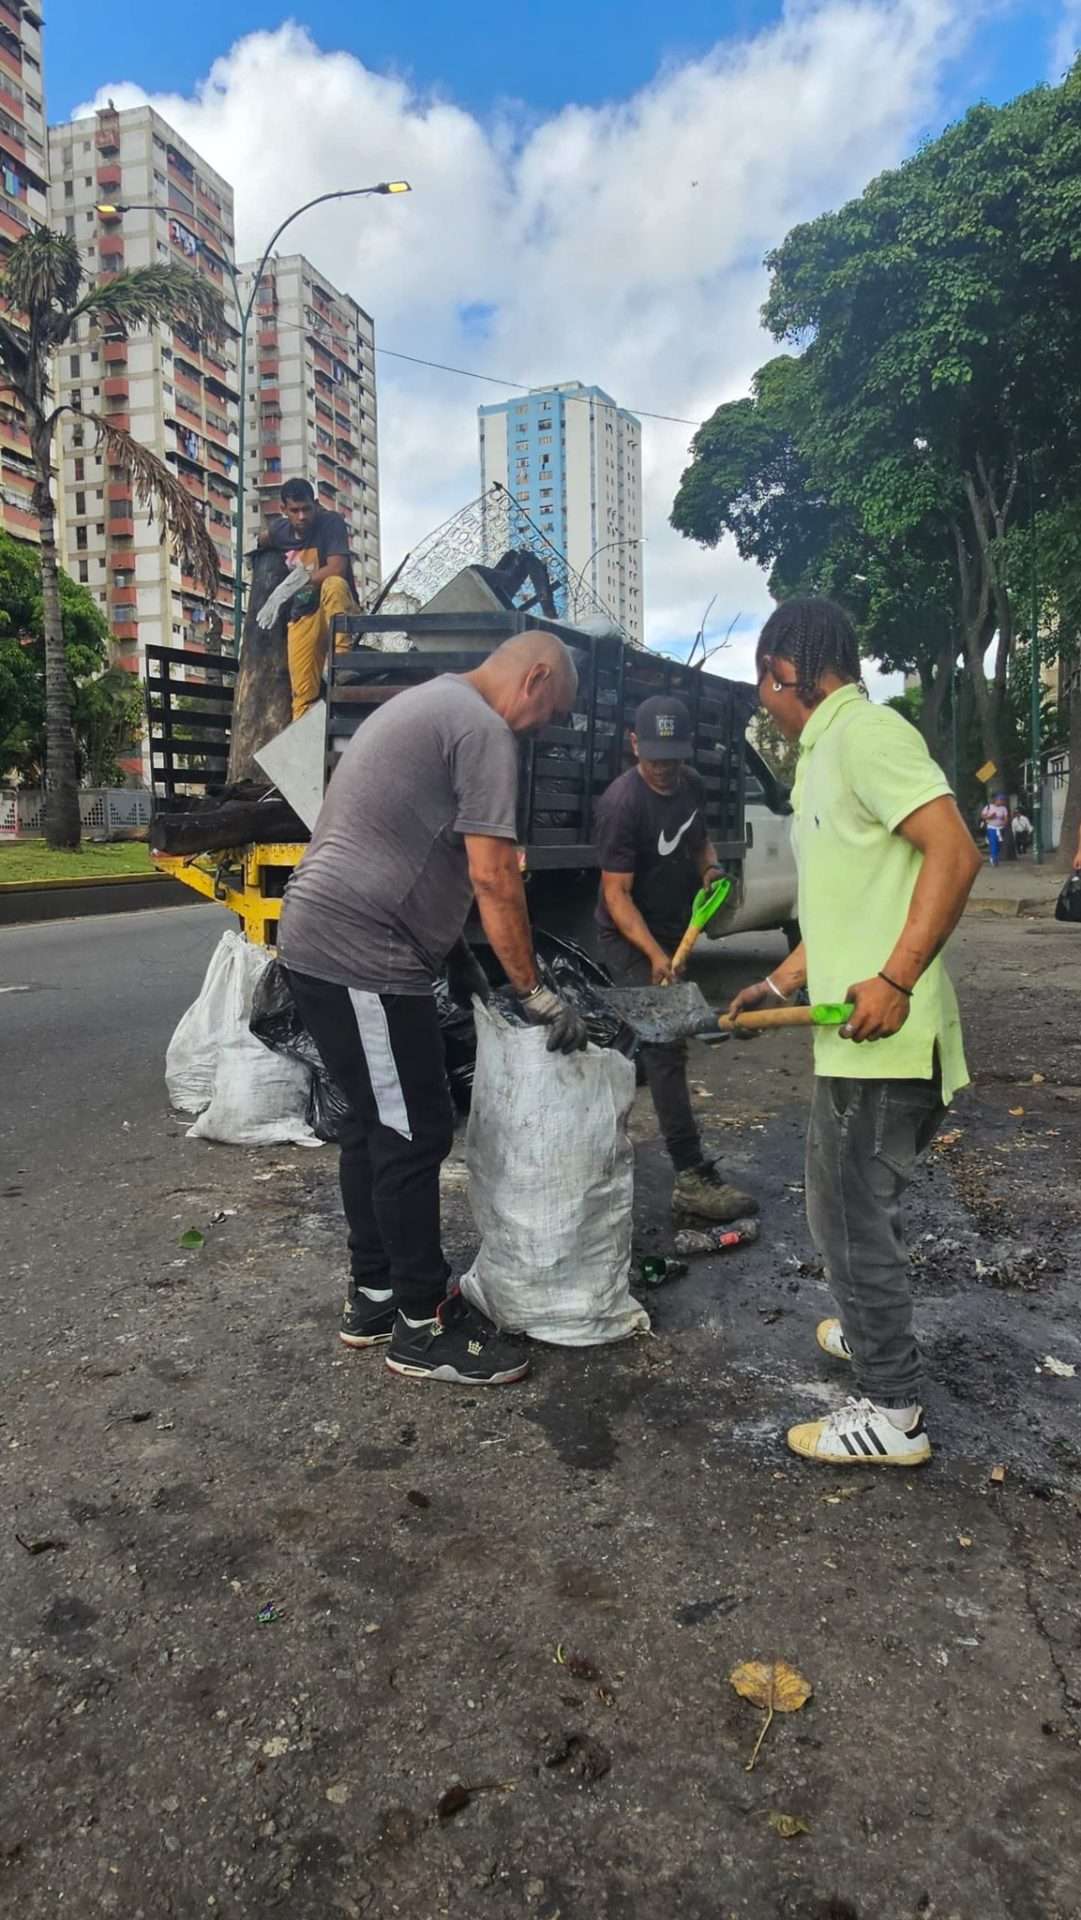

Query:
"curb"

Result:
[[966, 896, 1056, 920], [0, 872, 205, 928]]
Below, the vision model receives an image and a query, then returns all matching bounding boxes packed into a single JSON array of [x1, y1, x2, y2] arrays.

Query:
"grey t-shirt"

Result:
[[279, 675, 520, 993]]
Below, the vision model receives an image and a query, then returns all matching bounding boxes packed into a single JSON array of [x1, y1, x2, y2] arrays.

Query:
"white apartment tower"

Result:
[[478, 381, 643, 643], [0, 0, 47, 545], [47, 104, 240, 689], [237, 254, 380, 603]]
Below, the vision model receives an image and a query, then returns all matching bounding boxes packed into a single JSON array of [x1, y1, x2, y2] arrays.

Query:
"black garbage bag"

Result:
[[1055, 873, 1081, 924], [492, 929, 637, 1060], [435, 975, 479, 1116], [249, 959, 350, 1143]]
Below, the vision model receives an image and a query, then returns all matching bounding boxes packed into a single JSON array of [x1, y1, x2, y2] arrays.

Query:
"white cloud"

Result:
[[75, 0, 970, 680], [1051, 1, 1081, 77]]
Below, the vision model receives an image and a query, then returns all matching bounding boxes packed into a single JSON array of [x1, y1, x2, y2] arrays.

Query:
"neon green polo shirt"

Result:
[[791, 684, 968, 1102]]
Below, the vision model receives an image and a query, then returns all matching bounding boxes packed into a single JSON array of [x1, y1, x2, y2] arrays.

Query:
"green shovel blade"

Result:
[[810, 1002, 855, 1026], [689, 875, 732, 930]]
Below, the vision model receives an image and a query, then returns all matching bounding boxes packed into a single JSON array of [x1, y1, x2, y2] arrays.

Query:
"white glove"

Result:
[[255, 564, 313, 631]]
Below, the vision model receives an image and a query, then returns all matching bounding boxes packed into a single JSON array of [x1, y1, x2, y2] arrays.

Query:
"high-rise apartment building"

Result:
[[0, 0, 47, 544], [237, 254, 380, 603], [47, 104, 240, 688], [478, 381, 643, 643]]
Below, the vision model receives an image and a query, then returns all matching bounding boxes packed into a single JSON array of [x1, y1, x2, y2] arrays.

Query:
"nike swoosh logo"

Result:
[[658, 812, 698, 857]]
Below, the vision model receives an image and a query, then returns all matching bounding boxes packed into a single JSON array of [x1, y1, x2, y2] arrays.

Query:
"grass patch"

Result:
[[0, 838, 154, 884]]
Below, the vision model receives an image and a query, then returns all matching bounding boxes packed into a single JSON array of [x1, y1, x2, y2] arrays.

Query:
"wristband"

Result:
[[765, 974, 791, 1004], [520, 981, 545, 1001], [878, 970, 912, 998]]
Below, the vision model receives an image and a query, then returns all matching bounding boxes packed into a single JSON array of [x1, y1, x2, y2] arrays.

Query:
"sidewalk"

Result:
[[966, 853, 1065, 916]]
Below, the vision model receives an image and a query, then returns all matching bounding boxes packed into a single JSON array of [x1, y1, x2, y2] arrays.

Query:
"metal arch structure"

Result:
[[375, 482, 628, 636]]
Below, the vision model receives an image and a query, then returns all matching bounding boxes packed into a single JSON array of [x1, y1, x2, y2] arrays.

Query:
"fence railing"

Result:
[[0, 787, 154, 840]]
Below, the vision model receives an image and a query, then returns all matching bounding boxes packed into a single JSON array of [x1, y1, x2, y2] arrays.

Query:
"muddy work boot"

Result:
[[672, 1162, 758, 1225]]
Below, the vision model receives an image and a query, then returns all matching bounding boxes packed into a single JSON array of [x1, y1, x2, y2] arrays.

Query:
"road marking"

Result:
[[0, 985, 33, 993]]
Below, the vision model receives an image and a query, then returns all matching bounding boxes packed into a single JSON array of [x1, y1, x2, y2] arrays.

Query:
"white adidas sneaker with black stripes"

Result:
[[787, 1396, 932, 1467]]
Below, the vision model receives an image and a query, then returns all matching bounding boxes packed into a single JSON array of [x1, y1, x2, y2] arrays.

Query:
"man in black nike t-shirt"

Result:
[[595, 694, 757, 1225]]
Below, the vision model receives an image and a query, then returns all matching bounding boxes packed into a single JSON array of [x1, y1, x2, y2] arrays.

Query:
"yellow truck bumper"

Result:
[[152, 842, 306, 948]]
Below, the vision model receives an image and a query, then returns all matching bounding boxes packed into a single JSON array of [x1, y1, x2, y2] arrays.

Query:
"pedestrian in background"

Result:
[[729, 597, 981, 1468], [980, 793, 1009, 865], [1011, 806, 1033, 856]]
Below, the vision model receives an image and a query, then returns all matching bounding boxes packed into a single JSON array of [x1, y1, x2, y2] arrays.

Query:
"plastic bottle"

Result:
[[673, 1218, 760, 1256]]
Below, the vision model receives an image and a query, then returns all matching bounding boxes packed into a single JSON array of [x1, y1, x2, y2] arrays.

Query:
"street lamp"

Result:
[[96, 182, 411, 642], [570, 537, 645, 618]]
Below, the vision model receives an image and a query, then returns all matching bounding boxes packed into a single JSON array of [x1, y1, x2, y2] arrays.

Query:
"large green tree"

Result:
[[0, 230, 226, 847], [674, 60, 1081, 789], [0, 529, 143, 785]]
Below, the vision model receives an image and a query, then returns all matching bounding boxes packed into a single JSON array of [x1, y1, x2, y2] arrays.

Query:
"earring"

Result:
[[772, 680, 784, 693]]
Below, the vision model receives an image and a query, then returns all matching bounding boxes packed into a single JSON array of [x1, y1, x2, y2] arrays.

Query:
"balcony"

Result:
[[103, 338, 128, 365], [103, 376, 128, 400], [108, 517, 135, 538], [106, 480, 131, 503], [104, 411, 130, 432], [97, 163, 121, 193]]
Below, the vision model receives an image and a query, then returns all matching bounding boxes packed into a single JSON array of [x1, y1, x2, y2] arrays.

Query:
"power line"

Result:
[[373, 344, 703, 427], [238, 314, 704, 426]]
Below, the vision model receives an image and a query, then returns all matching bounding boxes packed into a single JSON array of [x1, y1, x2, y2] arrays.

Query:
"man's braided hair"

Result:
[[756, 596, 861, 704]]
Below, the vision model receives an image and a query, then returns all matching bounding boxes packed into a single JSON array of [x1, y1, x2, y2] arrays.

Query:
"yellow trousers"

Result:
[[287, 574, 355, 721]]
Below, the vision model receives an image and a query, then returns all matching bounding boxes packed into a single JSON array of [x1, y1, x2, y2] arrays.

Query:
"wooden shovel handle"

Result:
[[717, 1006, 816, 1030], [669, 923, 701, 977]]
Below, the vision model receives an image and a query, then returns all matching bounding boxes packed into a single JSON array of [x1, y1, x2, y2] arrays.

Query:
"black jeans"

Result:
[[805, 1074, 945, 1408], [284, 969, 454, 1319], [598, 929, 702, 1172]]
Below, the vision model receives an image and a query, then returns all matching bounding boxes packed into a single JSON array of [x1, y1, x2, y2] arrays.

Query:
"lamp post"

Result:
[[569, 537, 645, 620], [96, 182, 411, 644]]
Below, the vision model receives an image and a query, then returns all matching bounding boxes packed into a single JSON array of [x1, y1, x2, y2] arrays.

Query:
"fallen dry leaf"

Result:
[[958, 1534, 973, 1549], [730, 1659, 813, 1771], [1008, 1107, 1025, 1118], [989, 1464, 1007, 1485], [1031, 1073, 1045, 1085], [934, 1129, 963, 1150], [730, 1661, 813, 1713], [767, 1811, 810, 1839]]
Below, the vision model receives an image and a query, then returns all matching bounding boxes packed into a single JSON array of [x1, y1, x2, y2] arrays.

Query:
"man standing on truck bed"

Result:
[[259, 477, 358, 722], [729, 597, 980, 1467], [595, 694, 757, 1224], [279, 631, 587, 1389]]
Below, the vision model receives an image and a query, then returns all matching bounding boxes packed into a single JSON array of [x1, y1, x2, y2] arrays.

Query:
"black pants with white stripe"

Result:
[[284, 969, 455, 1320]]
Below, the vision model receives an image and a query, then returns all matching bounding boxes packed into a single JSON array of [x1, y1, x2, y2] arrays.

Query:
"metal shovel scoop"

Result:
[[596, 981, 854, 1046]]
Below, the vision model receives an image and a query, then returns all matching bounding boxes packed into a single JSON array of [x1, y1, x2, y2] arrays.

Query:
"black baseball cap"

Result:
[[634, 694, 693, 760]]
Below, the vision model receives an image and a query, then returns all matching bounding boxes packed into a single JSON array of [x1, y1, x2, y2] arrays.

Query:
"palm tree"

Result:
[[0, 228, 227, 847]]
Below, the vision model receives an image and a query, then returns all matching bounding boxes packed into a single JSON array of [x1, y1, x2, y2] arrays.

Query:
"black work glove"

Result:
[[518, 984, 589, 1054], [444, 938, 490, 1010]]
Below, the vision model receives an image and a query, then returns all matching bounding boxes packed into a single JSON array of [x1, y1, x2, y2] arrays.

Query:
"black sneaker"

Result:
[[339, 1285, 397, 1349], [385, 1291, 531, 1386]]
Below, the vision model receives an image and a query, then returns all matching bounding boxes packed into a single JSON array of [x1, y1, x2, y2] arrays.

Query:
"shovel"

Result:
[[596, 979, 854, 1047], [668, 875, 732, 976]]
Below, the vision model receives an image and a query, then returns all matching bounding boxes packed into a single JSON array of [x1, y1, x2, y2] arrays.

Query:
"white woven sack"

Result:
[[165, 929, 239, 1114], [175, 931, 321, 1148], [460, 1001, 649, 1345]]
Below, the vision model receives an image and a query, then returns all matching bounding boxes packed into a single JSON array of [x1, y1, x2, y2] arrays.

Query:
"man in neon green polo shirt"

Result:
[[730, 598, 981, 1467]]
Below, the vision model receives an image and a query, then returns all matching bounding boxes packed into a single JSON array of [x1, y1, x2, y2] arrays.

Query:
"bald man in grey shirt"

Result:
[[280, 633, 586, 1388]]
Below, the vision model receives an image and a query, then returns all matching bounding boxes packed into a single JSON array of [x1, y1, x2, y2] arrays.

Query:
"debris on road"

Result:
[[637, 1256, 689, 1287], [14, 1533, 67, 1555], [990, 1464, 1007, 1485], [257, 1602, 285, 1626], [544, 1731, 612, 1784], [766, 1811, 811, 1839], [177, 1226, 205, 1249], [436, 1779, 517, 1819], [1038, 1355, 1076, 1378], [674, 1219, 759, 1256]]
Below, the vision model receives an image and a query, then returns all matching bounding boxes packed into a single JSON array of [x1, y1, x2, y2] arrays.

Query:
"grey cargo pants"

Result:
[[598, 929, 702, 1173], [805, 1073, 945, 1409]]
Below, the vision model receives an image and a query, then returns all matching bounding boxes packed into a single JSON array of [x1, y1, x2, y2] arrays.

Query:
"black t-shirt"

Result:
[[266, 506, 357, 600], [594, 765, 708, 945]]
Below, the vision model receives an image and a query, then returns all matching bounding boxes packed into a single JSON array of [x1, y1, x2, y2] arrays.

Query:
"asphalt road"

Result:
[[0, 902, 231, 1177], [3, 900, 1081, 1920]]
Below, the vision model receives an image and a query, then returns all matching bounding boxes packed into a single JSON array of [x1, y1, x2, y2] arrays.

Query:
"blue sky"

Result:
[[46, 0, 1072, 134], [46, 1, 1081, 667]]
